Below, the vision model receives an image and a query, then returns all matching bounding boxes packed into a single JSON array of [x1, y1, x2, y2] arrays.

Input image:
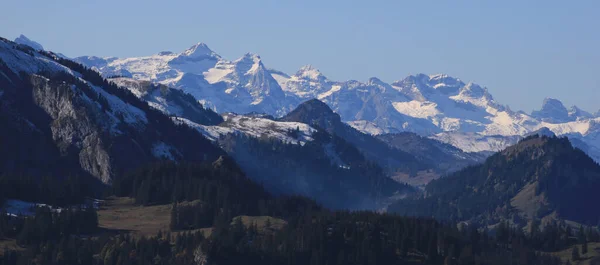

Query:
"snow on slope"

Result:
[[0, 39, 148, 132], [430, 132, 520, 153], [175, 113, 316, 145], [347, 120, 387, 135]]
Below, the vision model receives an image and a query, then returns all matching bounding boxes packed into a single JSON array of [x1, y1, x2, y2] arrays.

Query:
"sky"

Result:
[[1, 0, 599, 113]]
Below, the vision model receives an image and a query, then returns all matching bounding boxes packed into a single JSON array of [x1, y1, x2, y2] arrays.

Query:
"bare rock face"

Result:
[[29, 75, 113, 182]]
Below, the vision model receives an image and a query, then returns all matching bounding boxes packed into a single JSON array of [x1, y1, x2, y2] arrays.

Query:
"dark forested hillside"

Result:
[[377, 132, 486, 173], [1, 158, 577, 265], [390, 135, 600, 226]]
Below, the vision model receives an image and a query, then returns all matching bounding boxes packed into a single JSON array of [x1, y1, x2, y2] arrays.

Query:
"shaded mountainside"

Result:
[[217, 130, 415, 209], [389, 135, 600, 225], [280, 99, 431, 175], [377, 132, 486, 173], [0, 37, 223, 184]]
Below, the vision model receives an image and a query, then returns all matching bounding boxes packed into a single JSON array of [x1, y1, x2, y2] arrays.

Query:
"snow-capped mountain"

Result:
[[73, 40, 600, 161], [76, 43, 299, 116]]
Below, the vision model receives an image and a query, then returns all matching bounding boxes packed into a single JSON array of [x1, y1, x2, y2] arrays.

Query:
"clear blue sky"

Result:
[[1, 0, 599, 113]]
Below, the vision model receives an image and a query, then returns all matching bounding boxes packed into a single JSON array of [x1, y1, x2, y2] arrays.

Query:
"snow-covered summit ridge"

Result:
[[180, 42, 218, 59]]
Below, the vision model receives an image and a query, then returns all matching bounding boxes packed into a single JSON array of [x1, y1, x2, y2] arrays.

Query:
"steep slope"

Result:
[[109, 77, 223, 125], [280, 99, 431, 174], [389, 135, 600, 226], [0, 37, 223, 184]]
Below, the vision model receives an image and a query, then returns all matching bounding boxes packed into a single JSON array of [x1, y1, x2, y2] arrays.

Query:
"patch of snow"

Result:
[[203, 67, 233, 84], [175, 114, 316, 145], [152, 142, 176, 160], [392, 100, 440, 119], [431, 132, 519, 153], [89, 84, 148, 125], [318, 85, 342, 99], [347, 120, 386, 135], [2, 199, 61, 216], [539, 119, 593, 136]]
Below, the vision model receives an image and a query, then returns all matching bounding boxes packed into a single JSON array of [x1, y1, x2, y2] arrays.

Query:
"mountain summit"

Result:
[[531, 98, 571, 123], [14, 34, 44, 50]]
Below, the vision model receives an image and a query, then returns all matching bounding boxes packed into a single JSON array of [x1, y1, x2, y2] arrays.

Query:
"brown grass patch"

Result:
[[0, 238, 22, 256], [545, 242, 600, 265]]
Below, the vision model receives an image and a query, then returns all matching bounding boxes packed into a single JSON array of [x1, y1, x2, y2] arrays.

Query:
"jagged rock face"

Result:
[[30, 75, 113, 182], [531, 98, 571, 123]]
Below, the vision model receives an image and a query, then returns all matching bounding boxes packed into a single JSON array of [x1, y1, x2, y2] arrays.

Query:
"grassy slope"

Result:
[[546, 242, 600, 265], [97, 197, 285, 238]]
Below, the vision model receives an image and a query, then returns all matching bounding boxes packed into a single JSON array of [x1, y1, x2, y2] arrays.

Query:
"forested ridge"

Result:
[[390, 135, 600, 226], [2, 159, 598, 265]]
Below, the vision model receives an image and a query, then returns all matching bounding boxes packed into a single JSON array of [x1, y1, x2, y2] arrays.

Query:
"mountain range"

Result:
[[71, 39, 600, 163], [0, 37, 424, 209], [5, 34, 600, 214]]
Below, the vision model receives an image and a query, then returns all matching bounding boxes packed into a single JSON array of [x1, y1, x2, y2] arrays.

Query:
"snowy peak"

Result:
[[428, 74, 464, 94], [294, 65, 327, 81], [179, 42, 219, 59], [531, 98, 570, 123], [233, 53, 264, 75], [457, 82, 491, 100], [14, 34, 43, 50], [236, 52, 262, 63], [367, 77, 385, 86]]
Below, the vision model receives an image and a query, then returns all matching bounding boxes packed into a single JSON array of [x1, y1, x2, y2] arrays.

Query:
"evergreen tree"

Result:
[[571, 246, 580, 261]]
